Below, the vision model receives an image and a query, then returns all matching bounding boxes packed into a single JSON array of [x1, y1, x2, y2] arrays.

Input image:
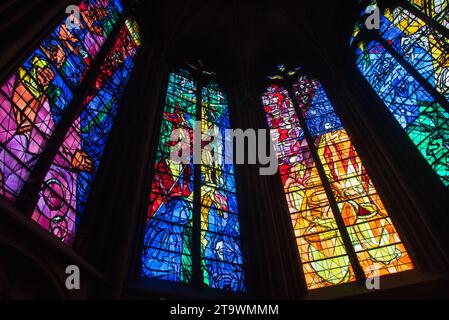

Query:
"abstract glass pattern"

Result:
[[142, 70, 244, 292], [262, 76, 413, 289], [294, 77, 413, 279], [408, 0, 449, 29], [356, 40, 449, 186], [142, 70, 196, 283], [201, 82, 244, 292], [379, 6, 449, 100], [31, 19, 141, 244], [263, 85, 355, 289], [353, 0, 449, 186], [0, 0, 123, 200]]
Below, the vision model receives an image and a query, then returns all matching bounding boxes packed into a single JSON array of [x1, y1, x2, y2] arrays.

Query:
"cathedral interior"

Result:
[[1, 0, 449, 300]]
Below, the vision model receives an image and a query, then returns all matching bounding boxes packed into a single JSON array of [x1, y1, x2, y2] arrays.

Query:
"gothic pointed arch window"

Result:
[[140, 62, 245, 293], [0, 0, 141, 244], [262, 65, 413, 290], [351, 0, 449, 186]]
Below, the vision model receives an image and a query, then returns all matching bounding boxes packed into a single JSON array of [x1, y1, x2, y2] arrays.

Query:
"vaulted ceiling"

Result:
[[134, 0, 360, 82]]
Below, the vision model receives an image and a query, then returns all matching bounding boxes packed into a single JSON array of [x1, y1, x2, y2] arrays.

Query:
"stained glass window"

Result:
[[0, 0, 123, 201], [408, 0, 449, 28], [142, 70, 196, 284], [262, 67, 413, 290], [141, 68, 245, 292], [201, 82, 243, 291], [0, 0, 141, 244], [31, 19, 141, 244], [352, 0, 449, 186]]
